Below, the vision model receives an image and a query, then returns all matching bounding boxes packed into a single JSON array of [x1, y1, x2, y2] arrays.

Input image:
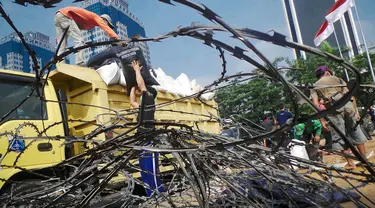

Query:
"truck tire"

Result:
[[2, 179, 83, 207], [2, 179, 47, 208]]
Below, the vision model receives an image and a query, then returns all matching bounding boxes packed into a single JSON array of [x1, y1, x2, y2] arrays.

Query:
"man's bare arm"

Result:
[[129, 86, 139, 108], [352, 96, 360, 120], [135, 70, 147, 92], [310, 90, 329, 130], [131, 60, 147, 92], [311, 91, 320, 109]]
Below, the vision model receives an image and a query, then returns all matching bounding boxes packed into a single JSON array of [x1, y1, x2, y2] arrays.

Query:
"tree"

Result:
[[286, 41, 375, 107], [286, 41, 347, 85], [350, 53, 375, 107], [215, 58, 285, 120], [215, 77, 283, 120], [351, 52, 375, 84], [215, 42, 375, 120], [287, 41, 375, 85]]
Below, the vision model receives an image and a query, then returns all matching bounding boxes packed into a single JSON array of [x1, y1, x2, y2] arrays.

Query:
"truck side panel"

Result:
[[49, 64, 220, 140], [107, 85, 220, 133]]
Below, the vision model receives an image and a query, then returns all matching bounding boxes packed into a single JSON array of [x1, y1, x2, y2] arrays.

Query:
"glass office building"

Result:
[[81, 0, 151, 67], [0, 32, 58, 73]]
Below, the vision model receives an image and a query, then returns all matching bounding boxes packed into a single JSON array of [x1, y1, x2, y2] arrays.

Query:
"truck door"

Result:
[[0, 72, 65, 170]]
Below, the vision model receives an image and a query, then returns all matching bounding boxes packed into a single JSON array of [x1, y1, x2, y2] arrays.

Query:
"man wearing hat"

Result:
[[310, 65, 367, 169], [54, 6, 119, 66], [294, 120, 322, 146], [294, 119, 323, 161]]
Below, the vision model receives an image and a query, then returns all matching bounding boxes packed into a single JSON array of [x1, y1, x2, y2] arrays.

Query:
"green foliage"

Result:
[[215, 77, 283, 120], [350, 52, 375, 106], [215, 41, 375, 119], [351, 52, 375, 84], [286, 41, 347, 85]]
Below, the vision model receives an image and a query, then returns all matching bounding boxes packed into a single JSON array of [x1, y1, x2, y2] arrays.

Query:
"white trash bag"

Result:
[[176, 73, 193, 96], [151, 68, 169, 92], [118, 67, 127, 87], [96, 62, 121, 86], [201, 92, 215, 100], [147, 67, 213, 98], [288, 139, 309, 169], [190, 79, 202, 93]]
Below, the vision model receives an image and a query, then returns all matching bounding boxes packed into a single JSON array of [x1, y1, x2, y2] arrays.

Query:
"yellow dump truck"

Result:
[[0, 63, 220, 194]]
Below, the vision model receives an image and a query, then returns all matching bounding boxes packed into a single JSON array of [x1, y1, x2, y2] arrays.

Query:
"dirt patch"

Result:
[[322, 139, 375, 207]]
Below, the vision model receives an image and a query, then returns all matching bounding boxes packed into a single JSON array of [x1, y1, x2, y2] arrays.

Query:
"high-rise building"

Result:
[[81, 0, 152, 67], [281, 0, 361, 59], [0, 32, 58, 73]]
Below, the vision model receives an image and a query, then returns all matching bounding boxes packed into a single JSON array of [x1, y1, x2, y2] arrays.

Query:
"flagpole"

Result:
[[352, 0, 375, 83], [332, 25, 350, 81]]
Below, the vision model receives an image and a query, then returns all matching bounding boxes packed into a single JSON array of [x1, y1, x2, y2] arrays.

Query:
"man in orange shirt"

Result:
[[54, 7, 119, 66]]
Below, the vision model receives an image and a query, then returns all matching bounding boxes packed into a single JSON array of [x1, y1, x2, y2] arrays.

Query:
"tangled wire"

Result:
[[1, 0, 375, 207]]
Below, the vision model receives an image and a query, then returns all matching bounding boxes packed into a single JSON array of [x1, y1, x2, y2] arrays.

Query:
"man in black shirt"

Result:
[[130, 60, 164, 197], [276, 104, 293, 128]]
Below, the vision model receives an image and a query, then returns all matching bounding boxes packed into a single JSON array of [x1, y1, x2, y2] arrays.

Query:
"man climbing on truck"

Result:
[[129, 60, 165, 197], [54, 7, 119, 66]]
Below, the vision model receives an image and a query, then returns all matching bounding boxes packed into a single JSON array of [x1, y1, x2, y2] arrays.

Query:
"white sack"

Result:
[[96, 62, 120, 86], [118, 67, 126, 87], [148, 67, 216, 100], [289, 139, 309, 170], [201, 92, 215, 100], [176, 73, 193, 96]]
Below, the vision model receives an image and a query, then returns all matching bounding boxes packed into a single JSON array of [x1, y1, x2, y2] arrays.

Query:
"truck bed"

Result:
[[49, 63, 220, 142]]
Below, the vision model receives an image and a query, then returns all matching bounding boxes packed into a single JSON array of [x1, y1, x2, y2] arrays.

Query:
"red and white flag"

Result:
[[325, 0, 354, 24], [314, 21, 334, 46]]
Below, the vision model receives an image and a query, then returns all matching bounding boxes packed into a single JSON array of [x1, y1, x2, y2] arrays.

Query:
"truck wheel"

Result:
[[7, 179, 47, 195], [2, 179, 47, 208], [2, 179, 82, 207]]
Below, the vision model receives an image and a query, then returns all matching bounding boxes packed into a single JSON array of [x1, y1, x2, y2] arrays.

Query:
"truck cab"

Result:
[[0, 69, 66, 191]]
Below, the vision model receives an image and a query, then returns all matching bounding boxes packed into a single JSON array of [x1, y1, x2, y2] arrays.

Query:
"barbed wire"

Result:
[[0, 0, 375, 207]]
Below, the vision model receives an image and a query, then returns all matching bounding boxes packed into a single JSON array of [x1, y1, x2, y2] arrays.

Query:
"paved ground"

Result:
[[321, 138, 375, 207]]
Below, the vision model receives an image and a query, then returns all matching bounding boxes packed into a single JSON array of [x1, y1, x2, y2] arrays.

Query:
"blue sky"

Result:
[[0, 0, 375, 85]]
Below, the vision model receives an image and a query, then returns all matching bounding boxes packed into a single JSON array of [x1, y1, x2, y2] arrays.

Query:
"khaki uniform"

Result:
[[310, 76, 366, 150], [310, 76, 348, 102]]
